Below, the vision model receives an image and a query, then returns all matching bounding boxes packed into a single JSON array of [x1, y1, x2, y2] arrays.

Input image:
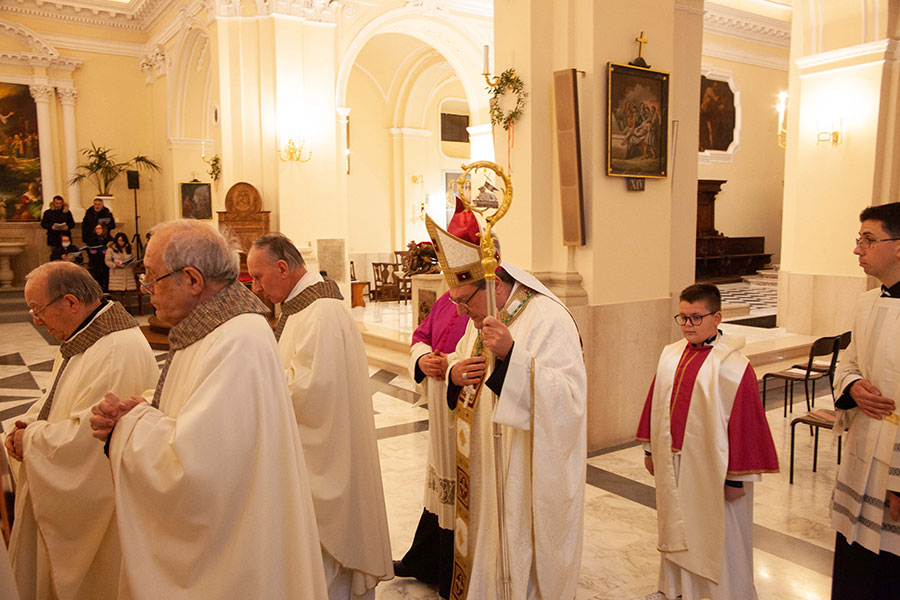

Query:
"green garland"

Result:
[[489, 69, 526, 131], [207, 154, 221, 182]]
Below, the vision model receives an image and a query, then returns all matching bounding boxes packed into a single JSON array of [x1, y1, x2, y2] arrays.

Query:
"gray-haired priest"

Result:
[[425, 214, 587, 600], [246, 233, 392, 599], [7, 261, 158, 599], [89, 220, 328, 599]]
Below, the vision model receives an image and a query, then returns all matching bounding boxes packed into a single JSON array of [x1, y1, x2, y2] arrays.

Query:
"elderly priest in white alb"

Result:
[[247, 233, 392, 599], [6, 261, 158, 600], [425, 214, 587, 600], [831, 202, 900, 600], [89, 220, 327, 599]]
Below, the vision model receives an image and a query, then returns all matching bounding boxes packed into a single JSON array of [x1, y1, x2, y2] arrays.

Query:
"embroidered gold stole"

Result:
[[450, 286, 535, 600]]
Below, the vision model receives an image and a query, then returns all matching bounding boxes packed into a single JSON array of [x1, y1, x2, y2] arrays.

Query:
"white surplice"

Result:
[[109, 312, 328, 599], [650, 335, 758, 600], [409, 341, 456, 528], [832, 289, 900, 556], [278, 272, 392, 598], [8, 304, 158, 600], [446, 271, 587, 600]]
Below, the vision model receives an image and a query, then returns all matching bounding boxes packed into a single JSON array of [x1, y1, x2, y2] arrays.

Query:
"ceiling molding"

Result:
[[0, 0, 176, 31], [702, 41, 788, 71], [704, 2, 790, 49], [0, 17, 84, 71], [40, 32, 145, 56], [794, 38, 890, 70], [0, 52, 83, 71]]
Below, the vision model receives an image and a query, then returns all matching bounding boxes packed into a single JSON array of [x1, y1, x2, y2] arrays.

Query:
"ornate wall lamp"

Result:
[[279, 138, 312, 162], [816, 118, 842, 146], [775, 91, 788, 148]]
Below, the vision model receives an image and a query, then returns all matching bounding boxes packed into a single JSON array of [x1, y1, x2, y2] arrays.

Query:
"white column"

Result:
[[57, 87, 83, 221], [30, 84, 57, 210]]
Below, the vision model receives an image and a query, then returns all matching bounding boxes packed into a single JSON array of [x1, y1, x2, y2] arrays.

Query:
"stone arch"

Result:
[[336, 6, 489, 124], [168, 23, 213, 139]]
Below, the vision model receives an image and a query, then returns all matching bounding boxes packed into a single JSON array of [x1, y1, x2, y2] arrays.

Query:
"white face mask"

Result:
[[62, 241, 70, 248]]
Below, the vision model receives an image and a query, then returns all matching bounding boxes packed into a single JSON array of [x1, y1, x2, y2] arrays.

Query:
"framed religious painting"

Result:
[[698, 67, 741, 164], [607, 62, 669, 179], [0, 83, 42, 221], [180, 182, 212, 220]]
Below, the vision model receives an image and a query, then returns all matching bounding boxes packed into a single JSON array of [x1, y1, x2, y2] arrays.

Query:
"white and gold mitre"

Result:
[[425, 214, 485, 288]]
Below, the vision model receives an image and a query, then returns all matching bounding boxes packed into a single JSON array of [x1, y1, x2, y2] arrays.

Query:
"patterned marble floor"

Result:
[[0, 314, 839, 600], [720, 282, 779, 318]]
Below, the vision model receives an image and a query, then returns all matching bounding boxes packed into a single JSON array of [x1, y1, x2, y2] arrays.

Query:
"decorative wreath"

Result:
[[489, 69, 526, 131]]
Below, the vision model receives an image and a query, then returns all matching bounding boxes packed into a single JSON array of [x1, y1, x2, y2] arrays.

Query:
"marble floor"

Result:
[[0, 310, 840, 600]]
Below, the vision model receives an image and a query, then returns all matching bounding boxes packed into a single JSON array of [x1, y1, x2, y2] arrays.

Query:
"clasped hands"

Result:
[[4, 421, 28, 462], [419, 351, 448, 380], [450, 316, 513, 387], [89, 393, 143, 442], [850, 379, 896, 420]]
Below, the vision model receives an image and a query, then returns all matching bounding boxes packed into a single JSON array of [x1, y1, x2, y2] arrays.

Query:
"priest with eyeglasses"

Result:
[[830, 202, 900, 600]]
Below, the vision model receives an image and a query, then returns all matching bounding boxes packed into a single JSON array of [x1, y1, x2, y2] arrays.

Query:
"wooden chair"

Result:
[[394, 250, 410, 269], [371, 262, 400, 301], [789, 409, 842, 484], [762, 335, 840, 416], [793, 331, 851, 393]]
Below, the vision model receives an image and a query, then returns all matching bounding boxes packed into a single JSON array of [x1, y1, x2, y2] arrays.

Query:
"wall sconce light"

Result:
[[279, 138, 312, 162], [775, 91, 788, 148], [411, 175, 423, 184], [816, 118, 842, 146]]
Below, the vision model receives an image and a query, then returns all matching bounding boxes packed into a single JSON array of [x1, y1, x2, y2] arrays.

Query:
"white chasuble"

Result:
[[648, 335, 751, 598], [9, 302, 158, 600], [446, 289, 587, 600], [832, 290, 900, 556], [278, 296, 393, 595], [410, 341, 457, 528], [109, 308, 328, 599]]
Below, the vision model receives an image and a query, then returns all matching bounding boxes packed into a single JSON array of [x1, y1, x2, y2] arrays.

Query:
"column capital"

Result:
[[29, 84, 55, 103], [57, 87, 78, 106]]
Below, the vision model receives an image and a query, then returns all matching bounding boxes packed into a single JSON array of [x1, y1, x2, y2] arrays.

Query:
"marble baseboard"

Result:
[[584, 297, 673, 452]]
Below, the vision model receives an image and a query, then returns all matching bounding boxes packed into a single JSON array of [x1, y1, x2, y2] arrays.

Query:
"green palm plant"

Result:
[[69, 142, 161, 195]]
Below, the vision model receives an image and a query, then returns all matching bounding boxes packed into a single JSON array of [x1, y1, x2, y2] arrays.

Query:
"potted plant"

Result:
[[69, 143, 161, 208]]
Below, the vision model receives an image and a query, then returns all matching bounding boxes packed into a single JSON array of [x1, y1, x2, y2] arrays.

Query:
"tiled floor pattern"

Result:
[[0, 316, 839, 600], [719, 282, 779, 318]]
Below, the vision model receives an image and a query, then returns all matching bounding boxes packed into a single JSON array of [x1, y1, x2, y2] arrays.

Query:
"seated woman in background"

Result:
[[105, 232, 137, 304], [49, 233, 83, 264], [86, 223, 112, 291]]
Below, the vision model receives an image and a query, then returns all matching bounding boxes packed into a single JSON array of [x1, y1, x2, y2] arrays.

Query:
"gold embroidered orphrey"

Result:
[[449, 285, 535, 600]]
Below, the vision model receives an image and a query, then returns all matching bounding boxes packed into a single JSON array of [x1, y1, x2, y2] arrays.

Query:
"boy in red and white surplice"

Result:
[[636, 283, 779, 600]]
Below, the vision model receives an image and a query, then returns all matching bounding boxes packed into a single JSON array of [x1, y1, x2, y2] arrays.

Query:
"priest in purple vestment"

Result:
[[393, 291, 468, 599]]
